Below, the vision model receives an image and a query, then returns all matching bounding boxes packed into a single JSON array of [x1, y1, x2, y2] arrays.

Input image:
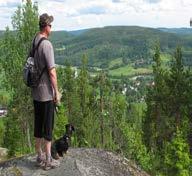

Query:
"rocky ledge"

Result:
[[0, 148, 150, 176]]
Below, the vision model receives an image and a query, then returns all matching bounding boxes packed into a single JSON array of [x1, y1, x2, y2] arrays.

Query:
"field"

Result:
[[109, 65, 152, 77]]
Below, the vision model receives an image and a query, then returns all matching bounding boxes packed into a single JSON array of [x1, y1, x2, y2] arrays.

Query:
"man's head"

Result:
[[39, 13, 53, 35]]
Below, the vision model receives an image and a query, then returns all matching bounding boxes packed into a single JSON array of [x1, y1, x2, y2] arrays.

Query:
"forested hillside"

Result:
[[49, 26, 192, 68], [158, 27, 192, 35], [0, 31, 4, 37], [1, 25, 192, 68]]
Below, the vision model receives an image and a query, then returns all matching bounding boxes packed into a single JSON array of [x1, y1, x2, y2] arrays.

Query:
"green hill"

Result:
[[158, 28, 192, 35], [50, 26, 192, 68], [0, 31, 4, 37], [1, 26, 192, 69]]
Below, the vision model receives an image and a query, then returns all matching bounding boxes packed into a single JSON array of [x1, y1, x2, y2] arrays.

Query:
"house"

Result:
[[0, 108, 7, 117]]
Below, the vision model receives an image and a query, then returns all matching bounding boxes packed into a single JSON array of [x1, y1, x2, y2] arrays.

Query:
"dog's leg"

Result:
[[58, 151, 63, 157], [55, 153, 60, 160], [64, 150, 68, 154]]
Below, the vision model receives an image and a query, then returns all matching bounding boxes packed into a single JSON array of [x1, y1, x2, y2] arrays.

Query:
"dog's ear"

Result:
[[65, 124, 70, 130], [71, 125, 75, 131]]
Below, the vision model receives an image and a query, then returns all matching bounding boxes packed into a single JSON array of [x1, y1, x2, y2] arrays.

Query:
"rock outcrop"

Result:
[[0, 147, 8, 162], [0, 148, 150, 176]]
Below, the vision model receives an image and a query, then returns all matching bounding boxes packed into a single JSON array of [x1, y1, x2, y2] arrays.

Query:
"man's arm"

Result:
[[43, 40, 61, 104], [49, 67, 61, 104]]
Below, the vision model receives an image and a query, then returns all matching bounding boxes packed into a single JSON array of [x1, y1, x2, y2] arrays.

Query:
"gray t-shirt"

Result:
[[31, 33, 55, 102]]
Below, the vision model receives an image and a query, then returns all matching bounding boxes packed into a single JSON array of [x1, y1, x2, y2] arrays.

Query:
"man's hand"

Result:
[[55, 90, 62, 105]]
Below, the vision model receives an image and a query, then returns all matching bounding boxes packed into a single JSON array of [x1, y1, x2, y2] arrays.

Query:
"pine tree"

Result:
[[143, 44, 167, 151], [62, 63, 79, 124], [111, 92, 127, 149], [186, 69, 192, 154], [164, 130, 191, 176], [76, 54, 90, 146], [0, 1, 39, 155], [94, 71, 114, 148], [166, 47, 188, 128]]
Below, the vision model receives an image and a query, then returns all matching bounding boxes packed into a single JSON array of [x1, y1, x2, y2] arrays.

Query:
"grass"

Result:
[[108, 58, 123, 68], [109, 65, 152, 77], [107, 55, 172, 77], [161, 53, 172, 63]]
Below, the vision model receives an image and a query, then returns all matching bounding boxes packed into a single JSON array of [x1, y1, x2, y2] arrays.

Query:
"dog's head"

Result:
[[65, 124, 75, 136]]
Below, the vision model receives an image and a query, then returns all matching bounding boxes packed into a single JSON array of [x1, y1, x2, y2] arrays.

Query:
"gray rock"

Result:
[[0, 148, 8, 162], [0, 148, 150, 176]]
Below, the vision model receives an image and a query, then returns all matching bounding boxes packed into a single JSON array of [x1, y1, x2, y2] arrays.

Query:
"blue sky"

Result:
[[0, 0, 192, 31]]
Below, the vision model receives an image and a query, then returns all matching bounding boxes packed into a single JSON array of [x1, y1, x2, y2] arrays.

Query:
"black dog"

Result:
[[51, 124, 75, 159]]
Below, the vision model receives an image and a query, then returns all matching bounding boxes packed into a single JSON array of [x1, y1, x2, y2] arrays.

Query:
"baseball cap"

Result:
[[39, 13, 54, 28]]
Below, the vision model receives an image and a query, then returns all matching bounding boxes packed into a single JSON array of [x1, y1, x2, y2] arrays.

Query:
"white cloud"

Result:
[[182, 0, 192, 6], [0, 0, 192, 30]]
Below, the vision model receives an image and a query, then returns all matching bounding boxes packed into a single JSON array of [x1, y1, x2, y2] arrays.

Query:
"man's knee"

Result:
[[44, 135, 52, 142]]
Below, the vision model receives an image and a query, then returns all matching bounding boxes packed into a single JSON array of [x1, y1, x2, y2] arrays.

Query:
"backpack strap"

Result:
[[30, 36, 47, 57], [37, 66, 47, 85], [31, 36, 48, 84], [35, 37, 47, 51]]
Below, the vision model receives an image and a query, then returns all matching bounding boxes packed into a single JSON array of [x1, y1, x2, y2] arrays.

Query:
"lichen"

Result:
[[0, 166, 22, 176]]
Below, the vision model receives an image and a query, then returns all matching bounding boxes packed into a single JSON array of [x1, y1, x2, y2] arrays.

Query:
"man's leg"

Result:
[[44, 139, 52, 160], [43, 101, 60, 170], [35, 137, 43, 156], [43, 100, 54, 160], [34, 100, 45, 166]]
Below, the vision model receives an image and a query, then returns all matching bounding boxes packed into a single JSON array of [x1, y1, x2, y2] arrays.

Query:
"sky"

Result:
[[0, 0, 192, 31]]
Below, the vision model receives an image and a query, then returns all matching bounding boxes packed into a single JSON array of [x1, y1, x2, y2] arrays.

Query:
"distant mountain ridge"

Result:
[[0, 31, 4, 37], [49, 26, 192, 67], [1, 26, 192, 67], [68, 29, 89, 36], [1, 26, 192, 36], [158, 27, 192, 35]]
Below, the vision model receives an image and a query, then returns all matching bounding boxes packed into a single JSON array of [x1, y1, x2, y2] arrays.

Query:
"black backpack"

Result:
[[23, 36, 47, 88]]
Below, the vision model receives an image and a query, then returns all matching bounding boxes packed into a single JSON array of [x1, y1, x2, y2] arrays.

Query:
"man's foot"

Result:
[[36, 153, 46, 167], [43, 157, 60, 170]]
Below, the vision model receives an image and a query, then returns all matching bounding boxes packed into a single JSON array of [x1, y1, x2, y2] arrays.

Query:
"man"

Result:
[[32, 13, 61, 170]]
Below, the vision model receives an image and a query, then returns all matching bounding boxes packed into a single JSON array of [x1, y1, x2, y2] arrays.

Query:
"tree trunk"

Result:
[[188, 110, 192, 154], [100, 88, 104, 147], [26, 121, 32, 152], [156, 103, 162, 149], [175, 108, 181, 128]]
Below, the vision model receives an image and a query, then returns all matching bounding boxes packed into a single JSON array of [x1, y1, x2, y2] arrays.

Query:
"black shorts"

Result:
[[33, 100, 55, 141]]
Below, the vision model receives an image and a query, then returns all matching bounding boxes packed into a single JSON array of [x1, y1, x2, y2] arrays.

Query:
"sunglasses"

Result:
[[48, 24, 52, 28]]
